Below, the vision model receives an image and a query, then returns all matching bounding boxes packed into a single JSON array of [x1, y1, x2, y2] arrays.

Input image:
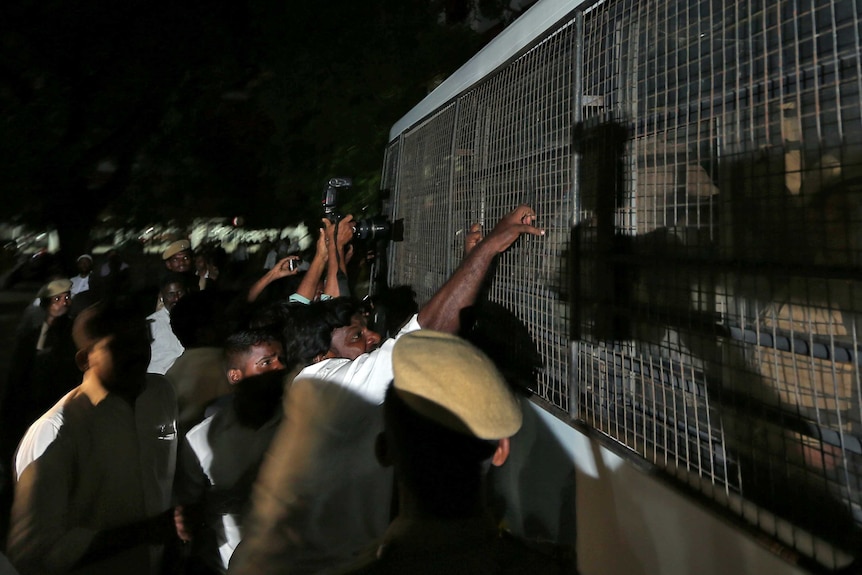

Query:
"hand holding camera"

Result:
[[321, 177, 401, 242], [270, 256, 300, 277]]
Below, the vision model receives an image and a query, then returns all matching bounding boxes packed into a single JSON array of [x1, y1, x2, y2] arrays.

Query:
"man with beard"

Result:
[[8, 302, 180, 575], [173, 329, 288, 574]]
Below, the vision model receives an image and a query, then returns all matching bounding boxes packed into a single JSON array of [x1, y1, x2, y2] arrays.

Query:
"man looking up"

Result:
[[229, 205, 543, 575]]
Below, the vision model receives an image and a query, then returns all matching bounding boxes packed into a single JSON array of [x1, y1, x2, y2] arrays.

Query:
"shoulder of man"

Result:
[[14, 392, 74, 479]]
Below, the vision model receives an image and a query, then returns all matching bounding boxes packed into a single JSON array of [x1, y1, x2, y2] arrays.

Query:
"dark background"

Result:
[[0, 0, 533, 270]]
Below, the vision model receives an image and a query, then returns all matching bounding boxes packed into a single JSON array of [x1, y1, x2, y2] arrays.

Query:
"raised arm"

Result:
[[291, 224, 330, 303], [322, 215, 354, 299], [246, 256, 302, 303], [417, 204, 544, 333]]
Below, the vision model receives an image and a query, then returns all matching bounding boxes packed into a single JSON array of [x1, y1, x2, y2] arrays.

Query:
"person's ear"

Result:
[[374, 432, 392, 467], [75, 349, 89, 372], [491, 437, 511, 467], [227, 369, 242, 385]]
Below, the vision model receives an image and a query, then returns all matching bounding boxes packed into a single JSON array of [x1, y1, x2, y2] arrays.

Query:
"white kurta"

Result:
[[146, 306, 184, 375]]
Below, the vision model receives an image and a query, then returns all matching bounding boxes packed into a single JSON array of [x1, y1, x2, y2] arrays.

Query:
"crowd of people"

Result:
[[0, 206, 577, 574]]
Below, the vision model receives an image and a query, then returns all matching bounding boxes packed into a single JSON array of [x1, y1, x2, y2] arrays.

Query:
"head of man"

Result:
[[378, 330, 522, 519], [73, 302, 152, 398], [38, 279, 73, 323], [255, 298, 382, 365], [163, 239, 192, 273], [76, 254, 93, 277], [320, 298, 381, 360], [170, 290, 229, 349], [194, 251, 208, 276], [159, 272, 189, 313], [224, 329, 286, 384]]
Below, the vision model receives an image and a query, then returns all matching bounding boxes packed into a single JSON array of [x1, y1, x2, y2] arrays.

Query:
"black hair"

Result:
[[73, 301, 149, 351], [160, 271, 190, 290], [383, 384, 496, 519], [248, 297, 365, 366], [291, 298, 364, 361], [223, 328, 283, 370]]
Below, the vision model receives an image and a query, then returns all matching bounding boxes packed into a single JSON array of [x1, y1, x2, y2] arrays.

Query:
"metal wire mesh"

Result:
[[383, 0, 862, 568]]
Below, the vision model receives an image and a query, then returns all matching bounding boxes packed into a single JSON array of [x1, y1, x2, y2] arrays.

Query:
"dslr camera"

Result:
[[322, 177, 401, 242]]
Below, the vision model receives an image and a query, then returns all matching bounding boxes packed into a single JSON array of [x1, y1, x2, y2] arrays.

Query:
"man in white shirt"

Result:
[[69, 254, 93, 297], [229, 205, 544, 575], [147, 273, 188, 375]]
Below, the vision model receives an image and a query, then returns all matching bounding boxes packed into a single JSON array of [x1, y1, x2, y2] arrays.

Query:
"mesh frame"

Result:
[[383, 0, 862, 568]]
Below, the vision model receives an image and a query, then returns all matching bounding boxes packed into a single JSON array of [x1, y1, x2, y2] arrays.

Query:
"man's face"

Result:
[[160, 282, 187, 312], [330, 314, 381, 360], [234, 341, 286, 381], [77, 258, 93, 276], [47, 291, 72, 320], [165, 250, 192, 273], [195, 254, 208, 274]]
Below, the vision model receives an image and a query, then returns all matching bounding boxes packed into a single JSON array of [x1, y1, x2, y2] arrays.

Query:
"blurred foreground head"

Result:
[[73, 302, 151, 396], [383, 330, 522, 518]]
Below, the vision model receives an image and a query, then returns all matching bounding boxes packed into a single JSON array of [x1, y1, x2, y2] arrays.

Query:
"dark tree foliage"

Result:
[[0, 0, 510, 267]]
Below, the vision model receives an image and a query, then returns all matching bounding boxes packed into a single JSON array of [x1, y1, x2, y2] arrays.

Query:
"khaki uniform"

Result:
[[334, 516, 576, 575]]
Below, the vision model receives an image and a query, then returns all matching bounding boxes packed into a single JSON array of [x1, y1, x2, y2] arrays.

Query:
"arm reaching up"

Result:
[[246, 256, 302, 303], [418, 204, 544, 333]]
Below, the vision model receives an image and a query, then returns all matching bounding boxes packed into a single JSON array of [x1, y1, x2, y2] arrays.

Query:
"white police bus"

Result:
[[380, 0, 862, 573]]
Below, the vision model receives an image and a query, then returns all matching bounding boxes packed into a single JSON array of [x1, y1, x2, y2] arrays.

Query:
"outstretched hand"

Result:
[[417, 204, 544, 334], [480, 204, 545, 254]]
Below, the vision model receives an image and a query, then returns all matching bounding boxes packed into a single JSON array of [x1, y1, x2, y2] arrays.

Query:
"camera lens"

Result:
[[354, 216, 391, 241]]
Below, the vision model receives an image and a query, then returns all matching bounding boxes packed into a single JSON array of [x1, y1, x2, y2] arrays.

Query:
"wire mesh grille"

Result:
[[383, 0, 862, 567], [388, 22, 579, 410]]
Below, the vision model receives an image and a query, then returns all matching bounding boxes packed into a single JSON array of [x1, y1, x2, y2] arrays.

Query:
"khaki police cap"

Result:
[[162, 239, 191, 260], [391, 330, 522, 440], [37, 279, 73, 300]]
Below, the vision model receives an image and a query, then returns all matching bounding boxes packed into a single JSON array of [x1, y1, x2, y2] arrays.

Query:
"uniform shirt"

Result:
[[228, 315, 421, 575], [332, 516, 574, 575], [8, 375, 178, 575], [175, 403, 282, 573], [146, 306, 184, 375]]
